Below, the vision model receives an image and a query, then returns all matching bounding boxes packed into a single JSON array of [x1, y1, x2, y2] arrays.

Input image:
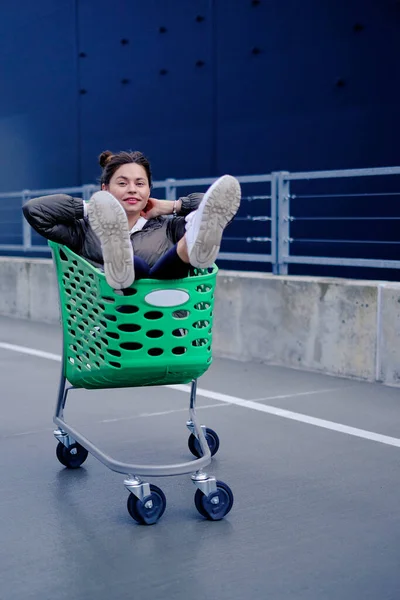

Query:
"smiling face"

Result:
[[102, 163, 150, 218]]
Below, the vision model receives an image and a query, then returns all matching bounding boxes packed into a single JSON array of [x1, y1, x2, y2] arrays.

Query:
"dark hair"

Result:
[[99, 150, 152, 187]]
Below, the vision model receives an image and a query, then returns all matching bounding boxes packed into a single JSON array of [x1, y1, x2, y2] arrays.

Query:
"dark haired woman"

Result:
[[23, 150, 241, 289]]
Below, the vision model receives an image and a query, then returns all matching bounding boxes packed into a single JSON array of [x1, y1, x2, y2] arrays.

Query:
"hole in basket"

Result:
[[118, 323, 141, 332], [192, 338, 208, 347], [109, 361, 121, 368], [116, 305, 139, 313], [144, 311, 163, 320], [193, 320, 210, 329], [148, 348, 164, 356], [196, 284, 212, 293], [78, 269, 84, 276], [172, 346, 187, 355], [59, 249, 68, 261], [172, 328, 188, 337], [106, 331, 120, 339], [120, 342, 143, 350], [88, 273, 94, 280], [95, 342, 102, 349], [194, 302, 211, 311], [122, 288, 137, 296], [146, 330, 163, 338], [107, 349, 121, 357], [172, 310, 190, 319], [104, 313, 117, 322], [101, 296, 115, 303], [64, 273, 70, 280], [207, 356, 212, 363]]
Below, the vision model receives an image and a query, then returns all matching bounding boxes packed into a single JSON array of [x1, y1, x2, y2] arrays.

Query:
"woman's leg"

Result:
[[133, 256, 151, 280], [149, 175, 241, 280], [148, 244, 190, 280]]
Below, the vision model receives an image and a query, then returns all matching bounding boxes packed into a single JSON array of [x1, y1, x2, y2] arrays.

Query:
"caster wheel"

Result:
[[188, 427, 220, 458], [127, 484, 167, 525], [56, 441, 89, 469], [194, 480, 234, 521]]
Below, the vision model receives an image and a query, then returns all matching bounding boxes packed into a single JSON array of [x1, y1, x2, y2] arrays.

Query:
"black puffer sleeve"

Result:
[[178, 193, 204, 216], [22, 194, 87, 252]]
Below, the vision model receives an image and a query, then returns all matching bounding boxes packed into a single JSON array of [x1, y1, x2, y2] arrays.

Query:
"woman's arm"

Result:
[[22, 194, 87, 252], [140, 193, 204, 220]]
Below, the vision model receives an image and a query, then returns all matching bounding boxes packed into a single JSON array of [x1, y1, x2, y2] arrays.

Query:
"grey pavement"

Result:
[[0, 315, 400, 600]]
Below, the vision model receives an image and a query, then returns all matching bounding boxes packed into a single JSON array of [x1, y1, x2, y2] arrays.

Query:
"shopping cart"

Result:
[[49, 241, 234, 524]]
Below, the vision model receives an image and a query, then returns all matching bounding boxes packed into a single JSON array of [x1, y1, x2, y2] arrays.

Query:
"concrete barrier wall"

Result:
[[1, 257, 400, 385]]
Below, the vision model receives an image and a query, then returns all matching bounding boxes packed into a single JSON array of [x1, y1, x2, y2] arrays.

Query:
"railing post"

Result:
[[271, 173, 279, 274], [276, 172, 290, 275], [22, 190, 32, 251], [165, 178, 177, 201]]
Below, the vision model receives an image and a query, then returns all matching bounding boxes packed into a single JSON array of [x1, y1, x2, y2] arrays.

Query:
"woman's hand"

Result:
[[140, 198, 181, 219]]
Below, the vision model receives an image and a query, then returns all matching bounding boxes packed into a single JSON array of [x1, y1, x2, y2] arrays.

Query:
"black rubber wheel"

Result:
[[127, 484, 167, 525], [194, 480, 234, 521], [188, 427, 220, 458], [56, 442, 89, 469]]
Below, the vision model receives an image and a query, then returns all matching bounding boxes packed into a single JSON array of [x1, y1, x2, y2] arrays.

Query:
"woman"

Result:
[[23, 150, 241, 289]]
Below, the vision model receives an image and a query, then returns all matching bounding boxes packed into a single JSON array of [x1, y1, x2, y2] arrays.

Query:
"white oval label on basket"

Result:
[[145, 289, 189, 307]]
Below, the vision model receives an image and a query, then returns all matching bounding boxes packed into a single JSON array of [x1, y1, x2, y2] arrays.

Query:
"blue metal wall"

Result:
[[0, 0, 399, 193]]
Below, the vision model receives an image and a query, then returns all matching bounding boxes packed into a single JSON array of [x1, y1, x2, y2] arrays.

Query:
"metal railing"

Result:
[[1, 166, 399, 275]]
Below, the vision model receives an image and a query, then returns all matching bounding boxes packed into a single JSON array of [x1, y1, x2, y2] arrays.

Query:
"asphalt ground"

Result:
[[1, 315, 400, 600]]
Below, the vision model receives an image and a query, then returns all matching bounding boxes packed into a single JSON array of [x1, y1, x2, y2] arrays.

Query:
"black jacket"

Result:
[[23, 193, 203, 267]]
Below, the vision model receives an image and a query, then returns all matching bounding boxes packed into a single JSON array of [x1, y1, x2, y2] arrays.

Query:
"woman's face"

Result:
[[103, 163, 150, 216]]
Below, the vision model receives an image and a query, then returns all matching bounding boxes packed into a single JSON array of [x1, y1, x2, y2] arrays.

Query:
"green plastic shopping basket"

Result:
[[49, 241, 217, 389], [49, 241, 234, 524]]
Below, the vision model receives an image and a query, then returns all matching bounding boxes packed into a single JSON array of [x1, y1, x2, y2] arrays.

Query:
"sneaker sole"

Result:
[[87, 191, 135, 289], [188, 175, 241, 268]]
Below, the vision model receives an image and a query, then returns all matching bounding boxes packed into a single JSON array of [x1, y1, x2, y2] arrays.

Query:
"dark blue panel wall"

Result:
[[0, 1, 79, 191], [77, 0, 214, 182], [215, 0, 400, 174], [0, 0, 399, 192]]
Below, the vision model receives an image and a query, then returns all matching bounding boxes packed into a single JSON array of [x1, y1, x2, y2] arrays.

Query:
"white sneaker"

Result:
[[185, 175, 241, 268], [87, 191, 135, 289]]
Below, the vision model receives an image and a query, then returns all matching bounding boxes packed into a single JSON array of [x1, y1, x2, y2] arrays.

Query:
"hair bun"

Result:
[[99, 150, 114, 168]]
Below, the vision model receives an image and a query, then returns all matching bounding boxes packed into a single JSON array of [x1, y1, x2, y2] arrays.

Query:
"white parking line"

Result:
[[0, 342, 61, 362], [2, 341, 400, 449]]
